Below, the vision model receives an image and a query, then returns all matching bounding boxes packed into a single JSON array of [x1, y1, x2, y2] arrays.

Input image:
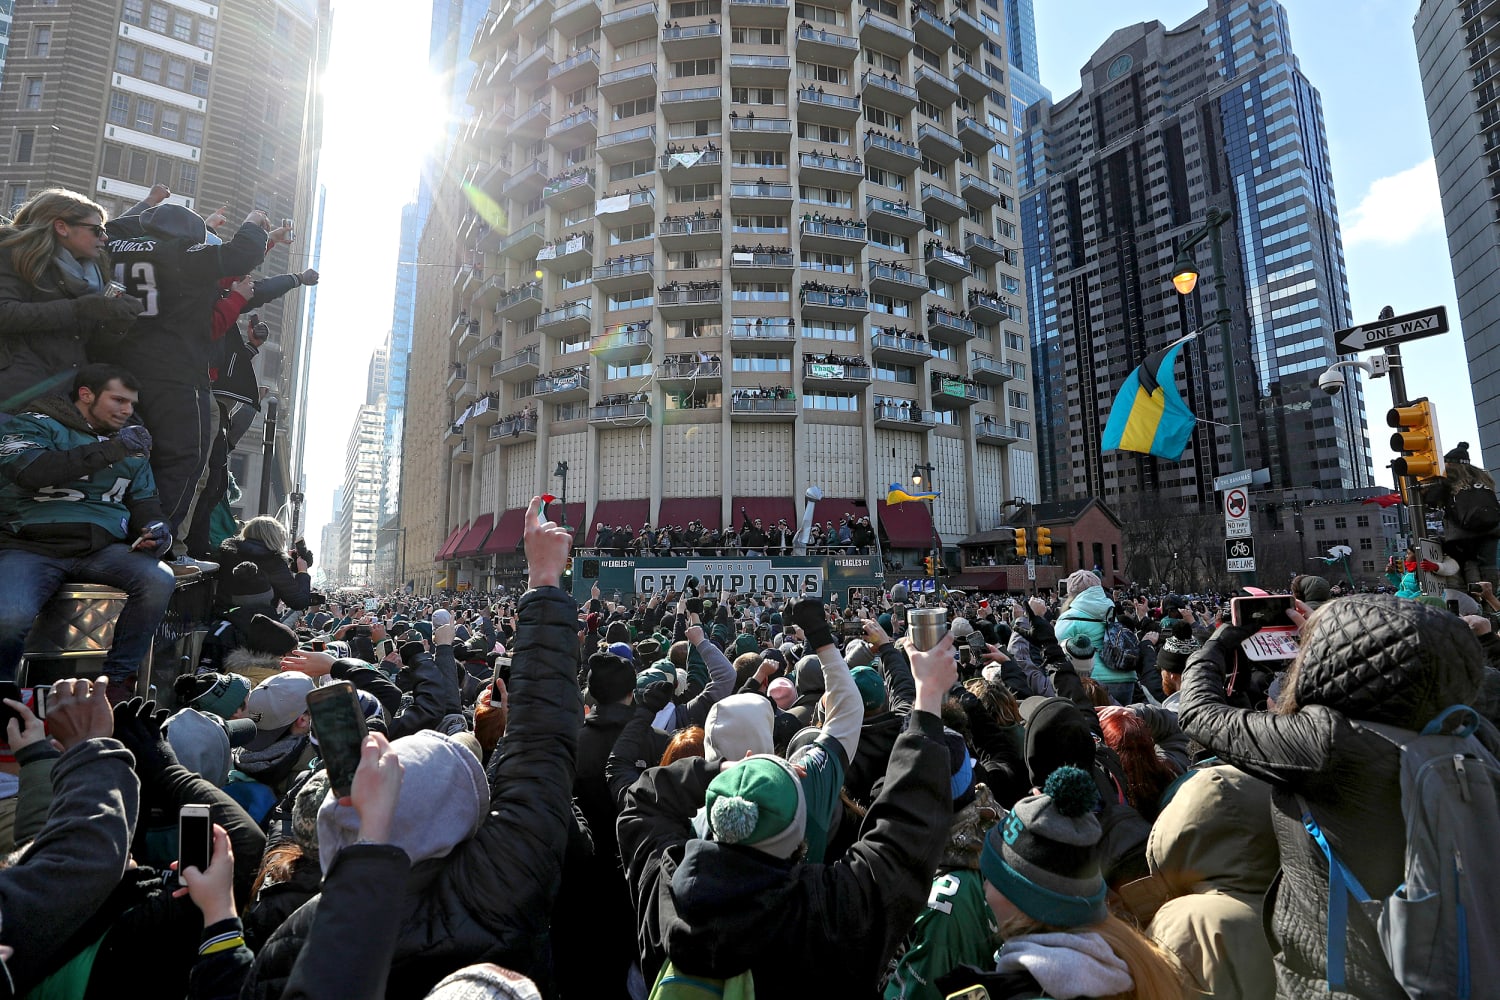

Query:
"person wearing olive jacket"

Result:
[[1177, 594, 1493, 1000]]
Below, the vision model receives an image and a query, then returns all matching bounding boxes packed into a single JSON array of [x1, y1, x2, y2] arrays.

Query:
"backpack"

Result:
[[1450, 485, 1500, 534], [1300, 705, 1500, 1000], [1077, 612, 1141, 676]]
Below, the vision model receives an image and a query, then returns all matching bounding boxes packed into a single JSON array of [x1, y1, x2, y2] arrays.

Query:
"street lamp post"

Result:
[[553, 461, 570, 528], [912, 462, 940, 584]]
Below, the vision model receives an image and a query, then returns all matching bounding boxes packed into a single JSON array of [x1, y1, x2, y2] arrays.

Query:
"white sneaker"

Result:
[[171, 554, 219, 574]]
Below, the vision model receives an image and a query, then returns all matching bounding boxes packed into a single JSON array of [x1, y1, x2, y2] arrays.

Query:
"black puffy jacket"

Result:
[[214, 537, 311, 615], [240, 586, 584, 999], [1179, 595, 1488, 1000]]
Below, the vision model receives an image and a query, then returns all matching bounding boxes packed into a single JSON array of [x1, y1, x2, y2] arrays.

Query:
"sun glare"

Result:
[[319, 55, 448, 185]]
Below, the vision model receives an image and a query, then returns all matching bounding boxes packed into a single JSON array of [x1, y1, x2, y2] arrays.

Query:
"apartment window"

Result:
[[670, 183, 719, 203], [668, 249, 720, 269], [607, 158, 652, 182], [160, 107, 180, 140], [922, 158, 947, 181], [863, 49, 900, 73], [147, 3, 167, 33], [794, 2, 845, 26], [22, 78, 42, 110], [864, 165, 907, 191], [803, 391, 859, 411], [177, 163, 197, 196], [868, 228, 909, 252], [609, 221, 653, 245], [862, 106, 903, 130], [1004, 331, 1024, 352], [606, 288, 654, 310], [141, 50, 163, 83], [613, 36, 656, 61], [166, 58, 187, 90], [190, 65, 211, 97], [107, 91, 130, 125], [134, 98, 156, 131], [669, 318, 721, 337], [128, 150, 149, 184], [6, 185, 27, 214], [122, 0, 144, 25], [732, 27, 782, 43], [170, 11, 192, 41], [731, 87, 785, 106], [153, 157, 173, 187], [557, 335, 589, 355], [1334, 516, 1347, 530], [870, 293, 910, 317], [670, 58, 718, 78], [1356, 515, 1370, 528], [732, 149, 786, 168], [31, 24, 50, 57], [800, 251, 855, 273], [13, 130, 34, 164], [732, 214, 787, 233], [798, 122, 849, 145], [798, 186, 852, 208], [1312, 518, 1325, 532], [802, 320, 857, 341], [669, 0, 720, 16], [612, 96, 655, 120], [797, 62, 847, 85], [605, 362, 652, 379], [916, 99, 945, 124], [197, 21, 216, 49], [1008, 389, 1028, 410], [731, 282, 789, 301], [874, 363, 915, 384], [102, 145, 123, 177], [115, 42, 138, 74], [184, 114, 204, 146]]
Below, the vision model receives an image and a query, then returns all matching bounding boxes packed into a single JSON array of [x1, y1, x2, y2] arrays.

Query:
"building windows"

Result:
[[197, 21, 216, 49], [794, 2, 845, 25], [107, 91, 130, 125], [606, 288, 653, 310], [22, 78, 42, 110], [731, 86, 785, 106], [128, 150, 148, 184], [1007, 389, 1028, 410], [141, 50, 162, 83], [134, 98, 156, 131], [1356, 515, 1370, 528], [733, 353, 791, 372], [874, 363, 915, 384], [190, 66, 211, 98], [31, 24, 50, 57], [609, 220, 653, 244], [1334, 516, 1347, 530], [6, 185, 27, 215], [803, 391, 860, 411], [147, 3, 167, 33], [669, 319, 721, 337], [732, 27, 782, 43], [122, 0, 144, 26], [115, 42, 138, 75], [612, 96, 655, 120], [184, 114, 204, 146], [607, 157, 652, 182], [13, 130, 34, 164], [160, 107, 180, 140], [731, 282, 789, 301], [605, 362, 652, 379], [670, 58, 718, 78], [177, 163, 197, 196], [802, 320, 858, 341], [864, 165, 907, 190], [797, 62, 848, 85], [170, 11, 193, 41], [167, 58, 187, 91]]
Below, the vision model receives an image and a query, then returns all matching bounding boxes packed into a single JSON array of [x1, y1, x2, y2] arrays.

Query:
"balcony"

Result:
[[468, 394, 502, 428], [496, 282, 544, 320], [924, 243, 972, 281], [863, 131, 922, 171], [443, 422, 462, 445], [913, 8, 955, 48], [535, 368, 590, 401], [729, 114, 793, 147], [549, 47, 599, 91], [493, 345, 542, 382], [795, 23, 858, 64], [543, 169, 596, 210], [798, 150, 864, 187], [592, 254, 654, 291], [546, 106, 599, 147], [597, 187, 656, 224], [590, 400, 652, 425], [865, 195, 926, 235], [471, 277, 504, 314], [874, 402, 935, 430], [796, 87, 862, 125], [930, 372, 978, 407], [799, 218, 867, 251], [963, 231, 1009, 266], [535, 233, 594, 272], [453, 437, 476, 464], [926, 306, 977, 342], [957, 115, 1002, 153], [552, 0, 600, 34], [538, 299, 594, 336], [660, 214, 723, 249], [470, 60, 503, 99], [659, 284, 723, 317], [858, 11, 915, 55], [730, 247, 794, 277], [500, 158, 548, 200], [800, 285, 868, 319], [590, 326, 653, 360], [514, 0, 553, 34], [976, 419, 1026, 445], [914, 65, 961, 107], [509, 44, 553, 86], [960, 172, 1003, 208], [447, 362, 471, 392], [953, 61, 989, 101], [920, 182, 967, 223], [659, 148, 722, 180], [967, 291, 1008, 325], [602, 0, 657, 43], [917, 122, 963, 162], [803, 357, 872, 386], [662, 21, 721, 58], [454, 316, 482, 351], [730, 395, 799, 421], [599, 61, 657, 100], [469, 333, 506, 366], [659, 355, 723, 389], [730, 180, 794, 210], [730, 53, 791, 85], [597, 124, 657, 161], [971, 353, 1023, 384], [728, 0, 790, 27], [491, 414, 539, 443], [500, 221, 546, 260], [950, 6, 984, 48], [872, 331, 932, 362], [661, 85, 722, 120], [860, 70, 918, 115], [868, 261, 928, 298], [729, 317, 797, 348]]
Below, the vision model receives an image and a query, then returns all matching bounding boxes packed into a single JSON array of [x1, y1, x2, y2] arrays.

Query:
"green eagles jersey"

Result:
[[884, 868, 998, 1000], [0, 411, 156, 539], [788, 732, 846, 865]]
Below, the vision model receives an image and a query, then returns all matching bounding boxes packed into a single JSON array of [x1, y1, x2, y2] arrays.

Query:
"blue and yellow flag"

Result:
[[1101, 333, 1198, 460]]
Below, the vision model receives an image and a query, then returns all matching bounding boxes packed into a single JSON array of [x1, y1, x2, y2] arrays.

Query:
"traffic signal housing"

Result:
[[1014, 528, 1028, 558], [923, 555, 935, 577], [1035, 526, 1052, 558], [1388, 399, 1442, 479]]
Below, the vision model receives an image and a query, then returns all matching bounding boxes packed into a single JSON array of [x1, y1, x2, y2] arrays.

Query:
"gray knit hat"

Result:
[[980, 765, 1106, 928], [424, 964, 542, 999]]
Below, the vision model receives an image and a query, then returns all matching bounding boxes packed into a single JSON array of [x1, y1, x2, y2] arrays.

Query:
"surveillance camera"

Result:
[[1317, 368, 1345, 396]]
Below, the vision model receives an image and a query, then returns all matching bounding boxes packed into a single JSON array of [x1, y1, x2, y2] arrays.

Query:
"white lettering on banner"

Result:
[[634, 559, 824, 596]]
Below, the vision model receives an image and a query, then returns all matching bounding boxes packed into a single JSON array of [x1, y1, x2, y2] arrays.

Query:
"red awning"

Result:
[[452, 514, 494, 558], [732, 496, 797, 534], [877, 499, 938, 550], [482, 508, 527, 555], [587, 500, 650, 544], [951, 571, 1010, 591], [436, 522, 468, 562], [551, 502, 585, 534], [806, 496, 868, 531], [658, 497, 722, 531]]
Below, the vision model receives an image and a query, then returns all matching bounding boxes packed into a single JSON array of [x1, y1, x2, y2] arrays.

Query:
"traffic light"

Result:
[[1014, 528, 1028, 558], [564, 557, 573, 576], [1035, 527, 1052, 558], [923, 555, 935, 577], [1388, 399, 1442, 479]]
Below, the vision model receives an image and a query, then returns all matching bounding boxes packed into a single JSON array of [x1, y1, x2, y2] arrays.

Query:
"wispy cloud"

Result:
[[1343, 158, 1443, 248]]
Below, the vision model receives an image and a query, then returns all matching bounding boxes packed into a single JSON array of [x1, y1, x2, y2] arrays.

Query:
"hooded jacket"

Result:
[[1178, 595, 1489, 1000], [214, 536, 312, 615], [1056, 586, 1131, 684], [0, 240, 111, 411]]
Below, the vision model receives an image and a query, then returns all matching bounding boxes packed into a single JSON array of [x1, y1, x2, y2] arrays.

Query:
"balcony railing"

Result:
[[800, 219, 867, 241], [799, 151, 863, 175], [730, 318, 796, 340], [731, 115, 793, 133], [538, 299, 593, 327], [730, 181, 795, 199], [662, 22, 721, 41], [660, 216, 723, 237], [592, 255, 653, 281]]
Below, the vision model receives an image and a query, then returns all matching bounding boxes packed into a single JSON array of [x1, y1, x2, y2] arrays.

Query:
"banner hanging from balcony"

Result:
[[1101, 332, 1199, 461], [596, 195, 631, 215], [809, 362, 845, 379]]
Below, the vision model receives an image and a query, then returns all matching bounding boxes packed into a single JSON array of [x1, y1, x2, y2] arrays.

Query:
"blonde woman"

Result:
[[0, 189, 142, 411], [214, 515, 312, 615]]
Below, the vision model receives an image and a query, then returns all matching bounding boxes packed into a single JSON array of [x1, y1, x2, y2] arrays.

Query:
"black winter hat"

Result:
[[242, 614, 298, 657], [587, 652, 636, 703]]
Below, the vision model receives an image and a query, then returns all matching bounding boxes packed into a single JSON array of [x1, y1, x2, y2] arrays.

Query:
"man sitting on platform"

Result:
[[0, 364, 177, 696]]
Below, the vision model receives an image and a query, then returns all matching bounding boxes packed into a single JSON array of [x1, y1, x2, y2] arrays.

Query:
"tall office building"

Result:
[[1001, 0, 1047, 127], [0, 0, 12, 84], [1417, 0, 1500, 476], [410, 0, 1035, 591], [0, 0, 330, 520], [1018, 0, 1370, 514], [334, 352, 388, 585]]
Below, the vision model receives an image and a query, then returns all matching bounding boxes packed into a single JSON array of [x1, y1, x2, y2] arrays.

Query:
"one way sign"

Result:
[[1334, 306, 1449, 353]]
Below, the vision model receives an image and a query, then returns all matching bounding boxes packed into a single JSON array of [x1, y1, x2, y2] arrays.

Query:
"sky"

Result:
[[1033, 0, 1478, 483], [299, 0, 1471, 551]]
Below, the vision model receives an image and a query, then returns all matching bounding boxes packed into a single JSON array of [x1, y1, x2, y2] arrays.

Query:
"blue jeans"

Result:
[[1103, 681, 1140, 706], [0, 544, 177, 682]]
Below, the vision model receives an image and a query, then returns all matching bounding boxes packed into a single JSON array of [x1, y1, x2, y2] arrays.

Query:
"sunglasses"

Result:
[[66, 220, 107, 238]]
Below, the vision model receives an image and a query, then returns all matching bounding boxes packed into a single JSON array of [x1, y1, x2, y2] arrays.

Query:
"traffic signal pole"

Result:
[[1386, 343, 1427, 545]]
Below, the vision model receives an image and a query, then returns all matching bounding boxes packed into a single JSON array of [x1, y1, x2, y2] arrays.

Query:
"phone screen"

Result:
[[1230, 596, 1294, 630], [179, 805, 212, 874], [306, 681, 368, 798]]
